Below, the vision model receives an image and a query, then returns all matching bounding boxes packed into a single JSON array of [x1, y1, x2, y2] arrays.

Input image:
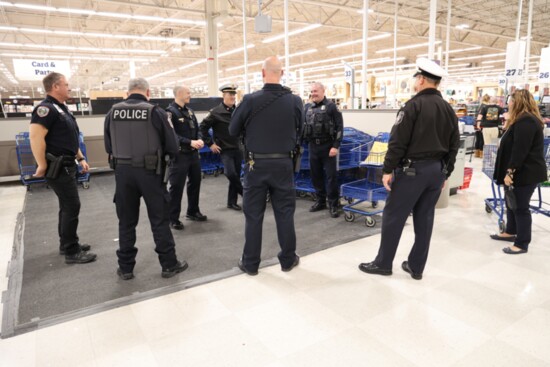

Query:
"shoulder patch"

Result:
[[394, 111, 405, 126], [36, 106, 50, 117]]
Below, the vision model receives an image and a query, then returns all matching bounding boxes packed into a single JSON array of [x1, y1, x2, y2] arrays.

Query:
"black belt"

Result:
[[114, 158, 144, 167], [310, 138, 332, 145], [249, 152, 292, 159]]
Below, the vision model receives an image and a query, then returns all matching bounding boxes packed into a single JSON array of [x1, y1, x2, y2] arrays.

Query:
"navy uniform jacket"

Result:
[[229, 83, 303, 153], [199, 103, 240, 150], [104, 94, 178, 157], [166, 102, 201, 151], [383, 88, 460, 178], [30, 95, 80, 156], [494, 114, 547, 186], [303, 97, 344, 149]]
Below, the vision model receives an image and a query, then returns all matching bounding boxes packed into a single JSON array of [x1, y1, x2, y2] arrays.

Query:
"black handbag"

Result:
[[505, 186, 517, 210]]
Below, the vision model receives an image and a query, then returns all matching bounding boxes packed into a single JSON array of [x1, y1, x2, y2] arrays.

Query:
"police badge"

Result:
[[37, 106, 50, 117]]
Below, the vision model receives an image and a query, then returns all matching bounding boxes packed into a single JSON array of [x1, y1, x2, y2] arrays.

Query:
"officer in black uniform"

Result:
[[29, 72, 97, 264], [199, 83, 243, 210], [167, 85, 207, 230], [359, 58, 459, 280], [229, 56, 303, 275], [104, 78, 188, 280], [303, 82, 344, 218]]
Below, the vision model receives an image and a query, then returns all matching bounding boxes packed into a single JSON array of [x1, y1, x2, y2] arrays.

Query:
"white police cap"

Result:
[[413, 58, 448, 80], [219, 83, 238, 93]]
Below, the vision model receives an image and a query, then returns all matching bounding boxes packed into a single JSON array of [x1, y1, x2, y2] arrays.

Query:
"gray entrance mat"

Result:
[[2, 172, 380, 338]]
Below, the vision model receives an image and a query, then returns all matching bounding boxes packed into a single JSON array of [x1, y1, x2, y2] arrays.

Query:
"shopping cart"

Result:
[[15, 132, 47, 190], [482, 144, 506, 232], [340, 133, 390, 227], [199, 146, 223, 177]]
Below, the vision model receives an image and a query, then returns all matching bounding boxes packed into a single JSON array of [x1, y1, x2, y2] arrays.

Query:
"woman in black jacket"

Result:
[[491, 89, 548, 254]]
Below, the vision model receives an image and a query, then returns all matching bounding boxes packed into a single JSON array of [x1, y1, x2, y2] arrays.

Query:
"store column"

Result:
[[205, 0, 219, 96]]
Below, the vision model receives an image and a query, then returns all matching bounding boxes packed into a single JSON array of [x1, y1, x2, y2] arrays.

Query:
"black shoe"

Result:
[[186, 212, 207, 221], [59, 243, 91, 255], [227, 203, 242, 211], [329, 206, 340, 218], [358, 261, 392, 276], [117, 268, 134, 280], [161, 260, 189, 278], [281, 255, 300, 272], [309, 202, 327, 212], [65, 251, 97, 264], [170, 220, 185, 230], [401, 261, 422, 280], [502, 247, 527, 255], [238, 259, 258, 276], [490, 234, 515, 242]]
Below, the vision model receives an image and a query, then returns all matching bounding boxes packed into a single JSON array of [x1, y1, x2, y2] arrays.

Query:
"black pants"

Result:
[[475, 130, 484, 150], [505, 183, 537, 250], [46, 165, 81, 255], [374, 161, 445, 274], [114, 165, 179, 273], [168, 151, 202, 222], [220, 149, 243, 206], [241, 158, 297, 272], [309, 141, 338, 207]]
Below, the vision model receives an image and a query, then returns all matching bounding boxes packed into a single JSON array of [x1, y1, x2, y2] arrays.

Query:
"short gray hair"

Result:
[[311, 82, 325, 91], [128, 78, 149, 92], [173, 85, 185, 97]]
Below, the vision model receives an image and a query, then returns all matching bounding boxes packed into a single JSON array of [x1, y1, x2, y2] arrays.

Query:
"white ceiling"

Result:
[[1, 0, 549, 97]]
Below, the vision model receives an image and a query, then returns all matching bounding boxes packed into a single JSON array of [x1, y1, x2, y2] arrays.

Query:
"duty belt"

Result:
[[114, 158, 144, 167], [311, 137, 332, 145], [248, 152, 293, 160]]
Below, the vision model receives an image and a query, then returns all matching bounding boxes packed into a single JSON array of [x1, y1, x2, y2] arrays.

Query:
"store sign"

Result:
[[344, 64, 354, 84], [504, 41, 526, 81], [13, 59, 71, 81], [498, 76, 507, 88], [538, 47, 550, 83]]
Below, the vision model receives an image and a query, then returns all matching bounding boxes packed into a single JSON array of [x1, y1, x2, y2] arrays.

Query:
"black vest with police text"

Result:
[[109, 101, 160, 164], [305, 103, 334, 140]]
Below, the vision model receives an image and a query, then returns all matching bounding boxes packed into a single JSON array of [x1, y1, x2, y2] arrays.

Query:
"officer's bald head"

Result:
[[262, 56, 283, 83], [174, 85, 191, 105], [128, 78, 150, 99]]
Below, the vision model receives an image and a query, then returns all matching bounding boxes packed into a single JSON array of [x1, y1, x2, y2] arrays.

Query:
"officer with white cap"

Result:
[[199, 83, 244, 210], [359, 58, 459, 280]]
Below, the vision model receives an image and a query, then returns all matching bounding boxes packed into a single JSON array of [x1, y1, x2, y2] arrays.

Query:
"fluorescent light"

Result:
[[219, 44, 255, 57], [356, 9, 375, 14], [0, 25, 195, 44], [0, 1, 205, 26], [455, 24, 470, 29], [451, 52, 506, 61], [417, 46, 482, 57], [376, 41, 442, 54], [262, 24, 321, 43], [0, 53, 154, 62], [0, 41, 165, 54], [327, 33, 391, 49]]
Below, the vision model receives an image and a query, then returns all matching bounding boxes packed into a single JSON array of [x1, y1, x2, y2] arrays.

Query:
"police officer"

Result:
[[104, 78, 188, 280], [199, 83, 243, 211], [229, 56, 303, 275], [359, 58, 459, 280], [29, 72, 97, 264], [167, 85, 207, 230], [303, 82, 344, 218]]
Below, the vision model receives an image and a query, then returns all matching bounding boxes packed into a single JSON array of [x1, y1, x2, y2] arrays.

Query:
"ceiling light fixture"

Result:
[[326, 33, 391, 49], [262, 24, 321, 43], [0, 41, 165, 54], [376, 41, 442, 54]]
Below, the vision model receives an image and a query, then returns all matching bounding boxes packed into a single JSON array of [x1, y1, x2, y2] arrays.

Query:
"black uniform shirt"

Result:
[[30, 95, 80, 156], [104, 93, 178, 157], [167, 101, 201, 148], [229, 83, 303, 154], [199, 102, 239, 150], [303, 97, 344, 148], [383, 88, 460, 178]]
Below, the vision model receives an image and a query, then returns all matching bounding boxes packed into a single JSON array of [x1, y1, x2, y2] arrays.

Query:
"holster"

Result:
[[292, 145, 304, 173], [46, 153, 63, 179]]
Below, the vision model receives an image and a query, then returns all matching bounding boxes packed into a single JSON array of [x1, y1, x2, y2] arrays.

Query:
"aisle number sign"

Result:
[[538, 47, 550, 83], [344, 64, 354, 84], [498, 76, 507, 88], [504, 41, 526, 81], [13, 59, 71, 81]]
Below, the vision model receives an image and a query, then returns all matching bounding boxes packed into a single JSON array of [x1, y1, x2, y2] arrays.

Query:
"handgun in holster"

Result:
[[292, 145, 304, 173], [45, 153, 63, 179]]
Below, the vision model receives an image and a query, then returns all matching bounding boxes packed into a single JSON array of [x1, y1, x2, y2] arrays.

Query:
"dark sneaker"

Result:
[[65, 251, 97, 264], [170, 220, 185, 230], [161, 260, 189, 278], [186, 212, 207, 221], [309, 202, 327, 212], [117, 268, 134, 280], [281, 255, 300, 272], [59, 243, 91, 255]]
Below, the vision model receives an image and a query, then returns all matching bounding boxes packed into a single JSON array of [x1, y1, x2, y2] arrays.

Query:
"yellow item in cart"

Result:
[[364, 141, 388, 165]]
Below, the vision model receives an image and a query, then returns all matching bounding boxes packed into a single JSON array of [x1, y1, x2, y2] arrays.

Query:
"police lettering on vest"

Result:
[[112, 108, 149, 121]]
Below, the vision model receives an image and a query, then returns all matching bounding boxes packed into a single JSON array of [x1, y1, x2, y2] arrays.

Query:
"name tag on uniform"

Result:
[[321, 105, 326, 111], [113, 109, 149, 120]]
